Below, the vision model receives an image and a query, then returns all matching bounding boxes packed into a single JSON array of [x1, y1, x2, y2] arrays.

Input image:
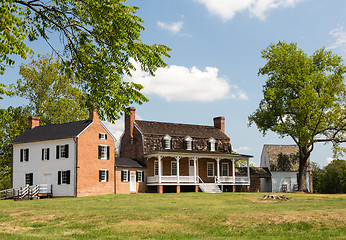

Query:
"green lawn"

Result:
[[0, 193, 345, 239]]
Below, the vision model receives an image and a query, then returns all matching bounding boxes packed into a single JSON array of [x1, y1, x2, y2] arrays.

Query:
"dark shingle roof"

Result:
[[115, 158, 147, 168], [135, 120, 229, 140], [11, 120, 92, 144], [264, 145, 301, 172], [235, 167, 271, 177]]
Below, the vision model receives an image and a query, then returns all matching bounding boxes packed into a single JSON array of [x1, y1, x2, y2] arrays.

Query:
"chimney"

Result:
[[28, 116, 40, 129], [213, 116, 225, 133], [89, 109, 100, 122], [125, 107, 136, 139]]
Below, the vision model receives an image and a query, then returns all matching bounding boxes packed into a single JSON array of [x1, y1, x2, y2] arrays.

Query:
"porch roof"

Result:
[[144, 149, 252, 160]]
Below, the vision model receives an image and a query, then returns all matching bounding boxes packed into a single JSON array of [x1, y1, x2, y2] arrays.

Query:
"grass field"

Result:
[[0, 192, 345, 239]]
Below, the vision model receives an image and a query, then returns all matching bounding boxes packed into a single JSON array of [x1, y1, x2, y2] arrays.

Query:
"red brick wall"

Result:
[[76, 120, 115, 197]]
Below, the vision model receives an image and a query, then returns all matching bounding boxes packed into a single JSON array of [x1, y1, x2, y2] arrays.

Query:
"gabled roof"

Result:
[[235, 167, 271, 178], [115, 158, 147, 168], [135, 120, 229, 140], [11, 120, 92, 144], [264, 145, 301, 172]]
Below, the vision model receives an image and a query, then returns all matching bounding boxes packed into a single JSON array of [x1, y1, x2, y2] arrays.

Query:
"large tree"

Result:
[[249, 41, 346, 192], [1, 0, 170, 121]]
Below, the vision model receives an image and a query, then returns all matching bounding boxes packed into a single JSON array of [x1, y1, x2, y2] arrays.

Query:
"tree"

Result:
[[310, 161, 323, 193], [1, 0, 170, 122], [249, 41, 346, 192], [320, 160, 346, 194], [10, 54, 88, 124]]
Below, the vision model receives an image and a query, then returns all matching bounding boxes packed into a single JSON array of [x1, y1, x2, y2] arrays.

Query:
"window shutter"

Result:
[[58, 171, 61, 185], [191, 141, 194, 150], [29, 173, 33, 185], [128, 171, 130, 182], [107, 146, 110, 160], [121, 170, 124, 182], [215, 143, 218, 151], [208, 141, 211, 151], [98, 146, 101, 159], [183, 140, 187, 150], [142, 171, 144, 182], [136, 171, 139, 182], [66, 170, 70, 184], [99, 170, 102, 182], [105, 134, 107, 140], [106, 170, 109, 182], [25, 149, 29, 161], [56, 146, 60, 159], [99, 133, 102, 139], [20, 149, 23, 162], [170, 139, 172, 149], [42, 149, 44, 160], [65, 144, 69, 158], [47, 148, 50, 160]]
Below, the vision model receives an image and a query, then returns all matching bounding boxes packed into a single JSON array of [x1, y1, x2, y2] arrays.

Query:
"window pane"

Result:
[[62, 171, 67, 184], [60, 145, 66, 158], [207, 163, 214, 177], [154, 162, 158, 176], [222, 163, 229, 176], [171, 162, 177, 176]]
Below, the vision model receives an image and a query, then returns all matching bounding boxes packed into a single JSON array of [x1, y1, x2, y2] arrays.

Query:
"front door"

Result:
[[130, 174, 136, 193], [284, 177, 291, 192], [189, 160, 194, 176]]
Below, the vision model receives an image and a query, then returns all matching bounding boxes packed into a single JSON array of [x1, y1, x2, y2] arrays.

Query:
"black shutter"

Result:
[[215, 143, 218, 151], [29, 173, 33, 186], [25, 149, 29, 161], [183, 140, 187, 150], [106, 170, 109, 182], [105, 134, 107, 140], [136, 171, 139, 182], [128, 171, 130, 182], [191, 141, 194, 150], [99, 170, 102, 182], [42, 149, 44, 160], [121, 170, 124, 182], [170, 139, 172, 149], [99, 133, 102, 139], [58, 171, 61, 185], [65, 144, 69, 158], [208, 141, 211, 151], [47, 148, 50, 160], [66, 170, 70, 184], [107, 146, 110, 160], [142, 171, 144, 182], [98, 146, 101, 159], [56, 146, 60, 159], [20, 149, 23, 162]]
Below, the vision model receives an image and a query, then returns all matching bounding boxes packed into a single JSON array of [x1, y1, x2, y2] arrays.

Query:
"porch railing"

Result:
[[147, 175, 249, 184]]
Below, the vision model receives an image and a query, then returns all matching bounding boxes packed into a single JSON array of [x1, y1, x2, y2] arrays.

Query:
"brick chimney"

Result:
[[28, 116, 40, 129], [213, 116, 225, 133], [89, 109, 100, 122], [125, 107, 136, 139]]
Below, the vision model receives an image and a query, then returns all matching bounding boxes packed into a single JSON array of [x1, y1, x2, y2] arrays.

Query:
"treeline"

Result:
[[312, 160, 346, 194]]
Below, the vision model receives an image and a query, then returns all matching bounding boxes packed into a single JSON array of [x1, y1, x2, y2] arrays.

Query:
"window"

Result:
[[208, 138, 216, 151], [190, 160, 194, 167], [42, 148, 50, 160], [98, 145, 110, 159], [99, 133, 107, 139], [207, 162, 214, 177], [136, 171, 144, 182], [25, 173, 33, 186], [154, 161, 159, 176], [56, 144, 69, 159], [171, 161, 177, 176], [222, 163, 229, 176], [121, 170, 129, 182], [58, 170, 70, 185], [20, 148, 29, 162], [99, 170, 109, 182], [162, 134, 172, 150], [184, 136, 193, 150]]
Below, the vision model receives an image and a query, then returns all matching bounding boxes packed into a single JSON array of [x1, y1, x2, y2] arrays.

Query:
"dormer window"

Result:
[[184, 136, 193, 150], [208, 138, 216, 152], [163, 134, 172, 150]]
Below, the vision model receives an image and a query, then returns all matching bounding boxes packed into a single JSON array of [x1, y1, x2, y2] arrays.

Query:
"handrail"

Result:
[[0, 184, 52, 200], [198, 176, 205, 185]]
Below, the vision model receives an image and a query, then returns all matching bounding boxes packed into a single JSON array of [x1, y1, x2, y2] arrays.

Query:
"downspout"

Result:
[[73, 137, 78, 197]]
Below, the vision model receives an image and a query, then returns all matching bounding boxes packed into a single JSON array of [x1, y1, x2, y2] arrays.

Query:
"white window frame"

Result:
[[99, 145, 108, 159], [99, 133, 107, 139], [99, 169, 108, 182], [42, 148, 49, 160], [222, 163, 229, 176], [163, 134, 171, 150], [154, 161, 159, 176], [61, 170, 68, 184], [137, 171, 144, 182], [121, 170, 129, 182], [171, 161, 177, 176], [60, 145, 66, 158], [207, 162, 214, 177]]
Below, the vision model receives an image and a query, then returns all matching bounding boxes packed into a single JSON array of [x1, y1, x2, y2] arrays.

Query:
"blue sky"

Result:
[[2, 0, 346, 167]]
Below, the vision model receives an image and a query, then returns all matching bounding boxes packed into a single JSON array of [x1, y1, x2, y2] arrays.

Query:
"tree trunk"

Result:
[[298, 147, 310, 192]]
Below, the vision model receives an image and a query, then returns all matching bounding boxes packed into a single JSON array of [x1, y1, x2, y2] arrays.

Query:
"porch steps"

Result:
[[199, 183, 222, 193]]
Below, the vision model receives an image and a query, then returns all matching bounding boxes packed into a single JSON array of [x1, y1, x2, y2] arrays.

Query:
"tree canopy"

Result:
[[249, 41, 346, 192], [1, 0, 170, 121]]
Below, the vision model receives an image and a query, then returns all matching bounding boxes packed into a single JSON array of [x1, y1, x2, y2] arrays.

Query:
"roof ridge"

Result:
[[33, 119, 91, 128], [135, 119, 216, 128]]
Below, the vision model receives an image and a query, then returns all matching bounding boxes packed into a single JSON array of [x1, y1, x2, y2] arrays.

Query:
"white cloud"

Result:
[[234, 146, 251, 152], [103, 119, 124, 143], [326, 157, 334, 164], [124, 60, 248, 102], [328, 26, 346, 53], [157, 21, 184, 34], [196, 0, 304, 21]]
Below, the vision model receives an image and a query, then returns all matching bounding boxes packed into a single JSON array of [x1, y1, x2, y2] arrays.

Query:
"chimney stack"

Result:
[[89, 109, 100, 122], [213, 116, 225, 133], [28, 116, 40, 129], [125, 107, 136, 139]]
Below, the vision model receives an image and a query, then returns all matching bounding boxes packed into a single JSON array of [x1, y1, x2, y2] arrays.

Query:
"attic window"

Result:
[[163, 134, 172, 150], [99, 133, 107, 140], [208, 138, 216, 152], [184, 136, 193, 150]]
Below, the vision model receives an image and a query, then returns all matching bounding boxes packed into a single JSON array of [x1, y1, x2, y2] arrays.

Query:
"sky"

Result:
[[2, 0, 346, 167]]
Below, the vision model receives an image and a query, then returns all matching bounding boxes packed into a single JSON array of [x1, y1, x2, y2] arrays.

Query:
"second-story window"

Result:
[[98, 145, 110, 159], [163, 134, 172, 150], [20, 148, 29, 162], [184, 136, 193, 150], [56, 144, 69, 159], [42, 148, 50, 160]]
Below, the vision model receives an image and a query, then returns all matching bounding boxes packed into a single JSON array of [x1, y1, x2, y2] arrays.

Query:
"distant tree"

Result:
[[310, 161, 324, 193], [10, 55, 88, 124], [1, 0, 170, 122], [249, 41, 346, 192], [320, 160, 346, 194]]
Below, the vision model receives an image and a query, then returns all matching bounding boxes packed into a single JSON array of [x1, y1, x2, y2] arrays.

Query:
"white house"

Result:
[[260, 145, 312, 193]]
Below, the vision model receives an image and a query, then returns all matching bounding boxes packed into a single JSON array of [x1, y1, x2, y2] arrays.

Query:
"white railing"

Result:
[[147, 176, 197, 184], [0, 184, 52, 200], [216, 176, 249, 184]]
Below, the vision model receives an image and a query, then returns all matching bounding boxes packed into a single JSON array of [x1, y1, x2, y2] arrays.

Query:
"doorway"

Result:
[[130, 174, 136, 193]]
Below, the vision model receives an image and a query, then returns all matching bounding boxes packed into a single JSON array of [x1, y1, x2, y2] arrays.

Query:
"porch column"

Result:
[[158, 155, 162, 184], [232, 159, 235, 184], [193, 157, 197, 183], [247, 158, 250, 184], [216, 158, 220, 183], [176, 156, 180, 184]]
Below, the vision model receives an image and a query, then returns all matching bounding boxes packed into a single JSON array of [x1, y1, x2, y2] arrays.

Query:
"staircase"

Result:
[[199, 183, 222, 193]]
